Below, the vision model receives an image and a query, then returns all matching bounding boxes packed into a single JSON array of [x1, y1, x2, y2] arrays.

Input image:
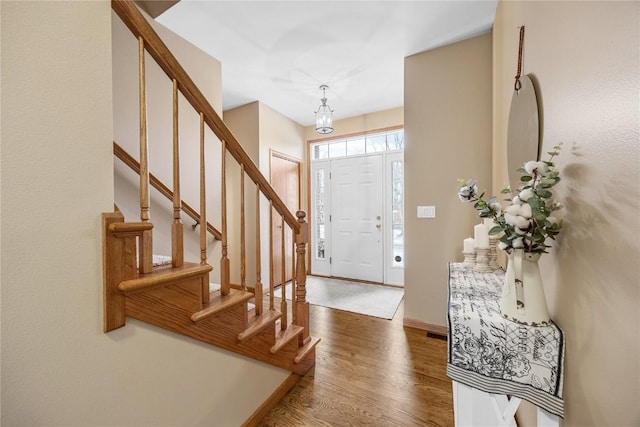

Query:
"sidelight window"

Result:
[[391, 160, 404, 268], [314, 168, 326, 260]]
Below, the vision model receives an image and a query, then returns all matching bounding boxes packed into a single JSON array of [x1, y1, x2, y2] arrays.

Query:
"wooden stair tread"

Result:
[[118, 262, 212, 295], [237, 309, 282, 342], [191, 289, 253, 323], [294, 336, 321, 364], [271, 324, 304, 354]]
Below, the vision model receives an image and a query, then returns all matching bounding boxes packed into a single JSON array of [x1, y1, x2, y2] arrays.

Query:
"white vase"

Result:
[[499, 249, 551, 325]]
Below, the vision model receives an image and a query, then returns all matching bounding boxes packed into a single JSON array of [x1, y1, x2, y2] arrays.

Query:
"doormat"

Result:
[[273, 276, 404, 320]]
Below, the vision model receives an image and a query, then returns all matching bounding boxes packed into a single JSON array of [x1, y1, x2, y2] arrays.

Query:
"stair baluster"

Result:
[[291, 238, 297, 324], [269, 201, 275, 312], [199, 112, 206, 266], [137, 35, 152, 274], [295, 211, 310, 345], [171, 78, 184, 268], [254, 186, 263, 316], [280, 215, 287, 330], [240, 164, 246, 292], [199, 112, 209, 303], [220, 139, 230, 295]]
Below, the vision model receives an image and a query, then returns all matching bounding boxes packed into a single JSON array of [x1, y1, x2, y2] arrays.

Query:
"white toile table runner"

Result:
[[447, 263, 565, 418]]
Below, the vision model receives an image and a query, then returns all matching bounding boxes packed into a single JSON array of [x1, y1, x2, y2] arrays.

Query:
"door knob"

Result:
[[376, 224, 382, 229]]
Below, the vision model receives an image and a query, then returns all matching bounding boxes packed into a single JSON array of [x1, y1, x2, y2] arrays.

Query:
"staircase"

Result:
[[103, 0, 319, 375]]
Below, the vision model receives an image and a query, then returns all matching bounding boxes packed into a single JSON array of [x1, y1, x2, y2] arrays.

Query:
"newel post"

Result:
[[295, 210, 311, 345]]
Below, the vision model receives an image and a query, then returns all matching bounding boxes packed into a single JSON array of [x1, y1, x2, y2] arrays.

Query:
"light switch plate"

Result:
[[417, 206, 436, 218]]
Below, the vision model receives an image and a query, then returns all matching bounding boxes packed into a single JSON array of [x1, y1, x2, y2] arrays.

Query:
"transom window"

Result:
[[311, 129, 404, 160]]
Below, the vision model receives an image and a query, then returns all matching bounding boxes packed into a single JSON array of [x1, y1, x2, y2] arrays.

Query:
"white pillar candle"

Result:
[[474, 223, 490, 249], [463, 237, 475, 253], [483, 218, 497, 234]]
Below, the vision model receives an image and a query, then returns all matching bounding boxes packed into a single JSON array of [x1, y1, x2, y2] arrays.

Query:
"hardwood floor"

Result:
[[257, 298, 454, 426]]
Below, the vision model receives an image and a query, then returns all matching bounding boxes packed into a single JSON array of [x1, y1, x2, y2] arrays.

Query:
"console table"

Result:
[[447, 263, 565, 426]]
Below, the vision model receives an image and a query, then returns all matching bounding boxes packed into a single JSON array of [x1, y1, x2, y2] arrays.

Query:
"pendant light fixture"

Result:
[[315, 85, 334, 134]]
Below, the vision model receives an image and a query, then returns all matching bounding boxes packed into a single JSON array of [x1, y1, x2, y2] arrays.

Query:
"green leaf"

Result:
[[489, 226, 502, 235], [536, 189, 552, 198], [521, 175, 533, 182], [528, 198, 541, 209], [534, 212, 547, 223]]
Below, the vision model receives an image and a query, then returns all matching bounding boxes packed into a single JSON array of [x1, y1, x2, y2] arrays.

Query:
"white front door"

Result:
[[330, 155, 384, 282]]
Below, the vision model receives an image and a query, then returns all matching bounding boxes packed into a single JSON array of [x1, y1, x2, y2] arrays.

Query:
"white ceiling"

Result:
[[156, 1, 497, 127]]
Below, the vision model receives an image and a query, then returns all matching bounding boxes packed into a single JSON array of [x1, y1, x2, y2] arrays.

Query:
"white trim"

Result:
[[452, 381, 559, 427]]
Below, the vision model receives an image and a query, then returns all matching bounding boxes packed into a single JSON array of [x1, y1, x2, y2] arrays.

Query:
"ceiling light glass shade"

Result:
[[315, 85, 334, 134], [315, 104, 333, 134]]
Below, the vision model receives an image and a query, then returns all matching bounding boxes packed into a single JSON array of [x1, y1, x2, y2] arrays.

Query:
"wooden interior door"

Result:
[[270, 152, 300, 286]]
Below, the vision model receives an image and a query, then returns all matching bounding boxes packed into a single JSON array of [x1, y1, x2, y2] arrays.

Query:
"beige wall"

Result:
[[260, 102, 306, 166], [223, 102, 260, 285], [224, 102, 261, 162], [493, 2, 639, 425], [403, 34, 493, 327], [1, 2, 288, 425], [225, 101, 305, 288]]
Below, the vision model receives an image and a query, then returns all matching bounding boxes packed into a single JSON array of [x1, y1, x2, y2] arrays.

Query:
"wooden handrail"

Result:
[[108, 221, 153, 237], [114, 141, 222, 241], [111, 0, 300, 234]]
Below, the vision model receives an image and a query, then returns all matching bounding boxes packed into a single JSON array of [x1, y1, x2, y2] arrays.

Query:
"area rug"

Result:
[[273, 276, 404, 320]]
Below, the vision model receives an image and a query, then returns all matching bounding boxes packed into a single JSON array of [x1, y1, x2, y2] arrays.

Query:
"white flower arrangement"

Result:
[[458, 145, 564, 254]]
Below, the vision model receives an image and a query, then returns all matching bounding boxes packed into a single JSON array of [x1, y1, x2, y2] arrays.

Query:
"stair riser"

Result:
[[125, 283, 315, 374]]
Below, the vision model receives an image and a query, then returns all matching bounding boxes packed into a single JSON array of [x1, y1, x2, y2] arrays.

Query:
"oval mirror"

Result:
[[507, 75, 540, 190]]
